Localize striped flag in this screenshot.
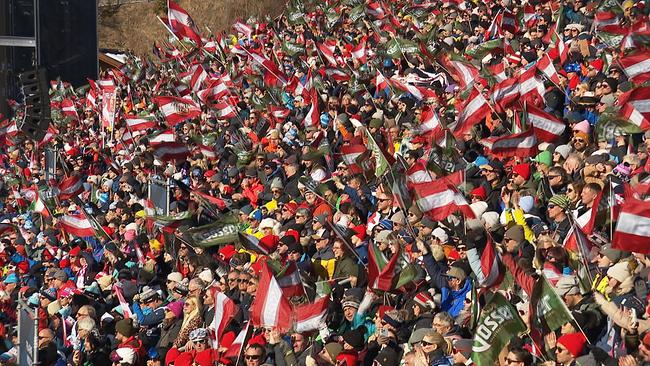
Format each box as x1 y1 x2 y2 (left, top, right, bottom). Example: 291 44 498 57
618 86 650 131
294 296 329 332
153 96 201 126
317 40 338 66
59 214 95 237
451 88 491 138
351 36 367 64
619 50 650 84
518 67 546 105
339 144 367 174
478 236 503 288
490 77 519 113
526 104 566 142
125 114 157 131
249 261 293 332
406 162 433 185
536 53 560 84
233 20 252 38
412 180 475 221
303 91 319 128
417 107 443 140
273 261 304 298
61 99 79 121
442 56 480 90
58 175 84 200
148 128 175 145
152 142 191 162
166 0 202 45
613 186 650 253
213 101 237 119
197 79 228 102
480 129 538 158
210 291 237 348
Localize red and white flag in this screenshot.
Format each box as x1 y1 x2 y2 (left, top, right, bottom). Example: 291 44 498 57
167 0 202 45
367 0 386 19
153 96 201 126
61 99 79 121
153 142 191 162
412 180 475 220
375 70 389 95
148 128 175 145
351 36 367 64
294 296 329 332
197 79 229 103
526 104 565 142
59 214 95 237
58 175 84 200
619 51 650 84
442 57 480 90
210 291 237 348
407 162 433 185
339 144 367 174
481 129 538 158
618 86 650 131
389 77 425 100
223 323 251 359
276 262 304 298
303 92 319 128
451 88 491 138
536 53 560 85
476 236 503 288
233 20 253 38
213 101 237 119
613 187 650 253
249 261 293 332
318 40 338 66
488 62 507 83
268 105 290 121
125 114 157 131
490 77 519 112
518 67 546 105
417 107 443 140
187 63 208 92
113 284 135 319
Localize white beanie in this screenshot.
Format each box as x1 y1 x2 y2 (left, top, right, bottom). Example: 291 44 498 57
470 201 488 218
432 228 448 243
607 261 631 283
482 212 500 230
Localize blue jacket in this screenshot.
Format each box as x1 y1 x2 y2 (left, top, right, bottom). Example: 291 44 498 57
440 277 472 318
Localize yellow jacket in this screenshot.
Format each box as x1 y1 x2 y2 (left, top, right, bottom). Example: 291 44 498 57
503 208 535 243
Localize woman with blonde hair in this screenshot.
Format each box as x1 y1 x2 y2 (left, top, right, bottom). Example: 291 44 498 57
172 296 204 349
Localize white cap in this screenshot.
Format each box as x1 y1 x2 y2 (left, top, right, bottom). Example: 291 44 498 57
115 347 136 365
432 228 448 243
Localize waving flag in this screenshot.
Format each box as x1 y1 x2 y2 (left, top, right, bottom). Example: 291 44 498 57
407 162 433 185
125 114 157 131
318 40 338 66
412 180 474 220
442 56 480 90
233 20 253 38
59 214 95 237
536 53 560 84
451 88 491 138
249 261 293 332
61 99 79 121
368 240 399 291
481 129 537 158
478 236 503 288
518 67 546 105
213 101 237 119
303 91 319 128
490 77 519 112
58 175 84 200
339 144 367 174
526 104 565 142
618 86 650 131
619 50 650 84
210 291 237 348
351 36 368 64
152 142 191 162
417 107 443 140
167 0 202 45
294 296 329 332
613 187 650 253
153 96 201 126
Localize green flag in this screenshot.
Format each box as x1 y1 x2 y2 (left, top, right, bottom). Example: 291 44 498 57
282 40 305 57
465 39 503 60
531 275 574 332
186 215 241 248
471 293 527 366
365 128 389 178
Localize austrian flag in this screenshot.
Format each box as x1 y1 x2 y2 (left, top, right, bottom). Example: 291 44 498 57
59 214 95 238
249 261 292 332
153 96 201 126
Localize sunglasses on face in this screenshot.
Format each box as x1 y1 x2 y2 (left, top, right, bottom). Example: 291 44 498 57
245 355 262 360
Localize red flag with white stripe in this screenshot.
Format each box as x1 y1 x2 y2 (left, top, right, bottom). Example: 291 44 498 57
412 180 475 220
294 296 329 332
198 79 229 103
58 175 84 200
233 20 253 38
153 96 201 126
276 262 304 298
518 67 546 105
268 105 290 122
619 51 650 84
618 86 650 131
488 62 507 83
526 104 566 142
153 142 191 162
536 53 560 85
407 162 433 186
479 236 504 288
249 261 293 332
167 0 202 45
389 77 425 100
442 56 480 90
59 214 95 237
417 106 443 140
188 63 208 92
61 99 79 121
148 128 175 145
490 77 519 113
351 36 367 64
481 129 538 158
613 186 650 253
303 91 319 128
451 88 490 138
210 291 237 348
125 114 157 131
318 40 338 66
213 101 237 119
339 144 367 174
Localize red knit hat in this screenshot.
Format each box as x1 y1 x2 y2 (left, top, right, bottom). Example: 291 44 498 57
259 235 279 253
218 245 238 261
512 163 531 181
470 186 487 200
557 332 587 358
590 59 604 72
283 202 298 215
377 305 394 319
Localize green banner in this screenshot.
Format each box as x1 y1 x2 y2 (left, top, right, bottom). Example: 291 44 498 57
185 214 241 247
282 41 305 57
365 128 389 177
531 275 573 332
472 293 527 366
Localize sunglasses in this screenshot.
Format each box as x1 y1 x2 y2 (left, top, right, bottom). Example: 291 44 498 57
245 355 262 360
547 204 557 209
421 340 434 346
573 138 585 143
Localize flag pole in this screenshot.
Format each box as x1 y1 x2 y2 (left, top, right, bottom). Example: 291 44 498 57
564 209 595 285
